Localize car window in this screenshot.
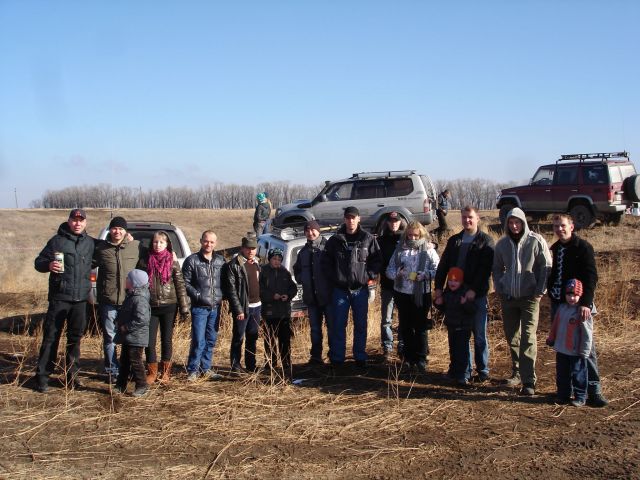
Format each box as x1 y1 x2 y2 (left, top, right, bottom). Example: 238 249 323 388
555 166 578 185
386 178 413 196
583 165 608 185
290 245 303 276
131 230 185 258
619 164 637 178
353 181 385 199
325 182 353 201
531 167 555 185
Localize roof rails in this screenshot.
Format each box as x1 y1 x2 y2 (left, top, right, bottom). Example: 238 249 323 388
559 151 629 163
350 170 416 179
269 224 339 241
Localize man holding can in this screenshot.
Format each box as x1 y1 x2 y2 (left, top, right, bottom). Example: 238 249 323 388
33 209 95 393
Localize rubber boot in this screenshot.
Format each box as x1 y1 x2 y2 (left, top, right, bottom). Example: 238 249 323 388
159 361 172 384
146 362 158 385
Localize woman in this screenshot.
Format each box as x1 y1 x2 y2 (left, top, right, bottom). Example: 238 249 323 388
385 221 439 373
139 231 190 384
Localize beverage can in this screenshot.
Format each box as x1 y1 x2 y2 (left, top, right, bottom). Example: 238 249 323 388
54 252 65 273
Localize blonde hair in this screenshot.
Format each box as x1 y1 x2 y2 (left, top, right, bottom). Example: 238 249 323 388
402 221 427 242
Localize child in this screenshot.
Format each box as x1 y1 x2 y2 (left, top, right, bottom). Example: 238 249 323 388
259 248 298 378
434 267 476 386
114 269 152 397
546 279 592 407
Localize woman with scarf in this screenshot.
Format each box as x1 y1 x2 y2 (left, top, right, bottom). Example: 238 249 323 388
138 231 190 384
385 221 439 374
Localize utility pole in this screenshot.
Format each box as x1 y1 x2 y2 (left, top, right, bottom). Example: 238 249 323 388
14 188 18 208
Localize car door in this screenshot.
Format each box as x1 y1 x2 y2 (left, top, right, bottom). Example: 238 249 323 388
350 180 386 228
312 182 354 225
579 163 609 210
517 166 556 211
552 165 580 210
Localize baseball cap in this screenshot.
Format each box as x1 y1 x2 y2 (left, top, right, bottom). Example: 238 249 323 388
69 208 87 219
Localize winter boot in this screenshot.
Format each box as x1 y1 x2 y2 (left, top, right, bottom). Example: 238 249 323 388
159 361 172 384
146 362 158 385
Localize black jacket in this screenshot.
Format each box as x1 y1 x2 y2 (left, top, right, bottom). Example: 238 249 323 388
434 229 495 297
93 235 141 306
34 222 95 302
182 251 225 308
293 236 332 306
435 286 477 330
221 255 261 319
548 234 598 308
322 225 383 290
259 265 298 318
378 230 403 290
114 285 151 347
253 202 271 226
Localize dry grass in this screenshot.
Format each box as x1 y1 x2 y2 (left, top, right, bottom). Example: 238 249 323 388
0 209 639 479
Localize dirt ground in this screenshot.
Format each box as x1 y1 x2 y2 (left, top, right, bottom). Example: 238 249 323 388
0 209 639 479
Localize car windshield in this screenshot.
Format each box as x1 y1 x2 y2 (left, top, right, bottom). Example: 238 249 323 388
531 167 555 185
131 230 185 258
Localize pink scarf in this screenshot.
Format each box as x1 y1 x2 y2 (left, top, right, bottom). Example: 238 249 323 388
147 249 173 288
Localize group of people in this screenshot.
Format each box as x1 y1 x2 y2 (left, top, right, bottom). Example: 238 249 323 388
32 202 608 408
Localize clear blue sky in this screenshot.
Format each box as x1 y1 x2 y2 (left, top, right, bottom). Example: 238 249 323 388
1 1 639 208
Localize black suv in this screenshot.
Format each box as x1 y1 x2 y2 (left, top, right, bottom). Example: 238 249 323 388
496 152 640 229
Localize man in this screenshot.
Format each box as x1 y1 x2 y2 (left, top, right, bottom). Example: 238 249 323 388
93 216 141 383
434 206 494 382
322 206 382 367
434 189 451 240
221 233 262 373
293 220 333 365
547 213 608 407
493 207 552 395
182 230 225 381
33 209 95 393
377 212 404 359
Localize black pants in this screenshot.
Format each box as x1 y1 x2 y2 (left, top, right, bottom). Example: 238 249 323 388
263 316 292 371
394 292 430 366
117 346 147 390
146 304 177 363
435 209 448 234
36 300 87 382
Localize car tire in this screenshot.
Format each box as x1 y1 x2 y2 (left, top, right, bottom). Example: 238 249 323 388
569 204 595 230
623 174 640 203
499 203 516 228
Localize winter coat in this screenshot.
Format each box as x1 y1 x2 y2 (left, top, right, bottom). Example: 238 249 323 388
293 236 332 306
548 303 593 357
385 240 439 295
378 229 403 290
437 192 450 213
182 251 225 308
259 264 298 319
321 225 383 290
253 202 271 227
137 254 190 314
93 235 141 306
34 222 95 302
222 255 261 319
434 229 495 297
547 234 598 309
114 285 151 347
434 287 477 330
493 207 552 299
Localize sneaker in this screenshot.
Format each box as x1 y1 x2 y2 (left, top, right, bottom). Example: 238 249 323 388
586 394 609 408
204 370 224 381
132 386 149 397
570 398 586 407
187 372 199 382
230 364 245 375
519 383 535 396
476 372 490 382
503 373 522 387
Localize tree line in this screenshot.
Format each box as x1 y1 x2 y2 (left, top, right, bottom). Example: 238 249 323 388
31 178 517 211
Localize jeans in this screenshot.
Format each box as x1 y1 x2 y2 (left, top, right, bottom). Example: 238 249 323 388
146 304 177 363
551 301 602 396
329 287 369 363
230 305 261 371
448 327 471 382
187 306 220 374
99 303 120 376
116 346 147 390
307 304 332 361
36 300 87 382
468 296 489 377
556 352 588 402
394 292 430 366
501 295 540 386
380 287 395 353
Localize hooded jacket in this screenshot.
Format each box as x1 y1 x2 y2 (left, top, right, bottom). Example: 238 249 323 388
114 284 151 347
93 234 141 306
293 236 332 306
34 222 95 302
492 207 552 298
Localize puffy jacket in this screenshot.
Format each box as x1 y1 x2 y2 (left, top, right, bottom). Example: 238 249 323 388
293 236 332 306
378 229 403 290
138 254 190 314
93 235 141 306
182 251 225 308
434 229 495 297
114 285 151 347
222 255 261 319
253 202 271 227
434 287 477 330
34 222 95 302
321 225 383 290
259 264 298 318
493 207 552 298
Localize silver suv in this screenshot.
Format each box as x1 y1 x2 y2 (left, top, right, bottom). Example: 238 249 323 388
272 170 437 232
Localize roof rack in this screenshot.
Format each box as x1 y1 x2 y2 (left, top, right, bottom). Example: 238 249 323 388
558 151 629 162
269 224 340 241
350 170 416 179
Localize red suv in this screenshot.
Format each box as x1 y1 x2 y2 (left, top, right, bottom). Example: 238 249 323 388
496 151 640 229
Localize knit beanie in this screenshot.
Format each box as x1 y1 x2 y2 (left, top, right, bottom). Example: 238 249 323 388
127 269 149 289
447 267 464 283
565 278 583 296
109 216 128 230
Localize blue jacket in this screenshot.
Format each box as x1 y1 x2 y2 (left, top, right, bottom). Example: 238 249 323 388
114 285 151 347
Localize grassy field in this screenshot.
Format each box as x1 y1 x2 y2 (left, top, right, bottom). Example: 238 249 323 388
0 208 639 479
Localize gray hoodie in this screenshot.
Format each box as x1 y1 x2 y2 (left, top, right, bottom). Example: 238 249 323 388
492 207 552 298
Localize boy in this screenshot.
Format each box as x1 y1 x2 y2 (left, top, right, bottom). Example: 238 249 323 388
114 269 152 397
546 279 592 407
259 248 298 378
434 267 477 385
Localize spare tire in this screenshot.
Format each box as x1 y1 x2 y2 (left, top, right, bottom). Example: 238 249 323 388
623 174 640 203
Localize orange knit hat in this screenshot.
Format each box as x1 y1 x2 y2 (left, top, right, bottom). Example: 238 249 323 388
447 267 464 283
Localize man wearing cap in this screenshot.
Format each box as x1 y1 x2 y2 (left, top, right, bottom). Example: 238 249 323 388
33 209 95 392
377 212 404 359
221 233 262 373
93 216 142 383
293 220 333 365
322 206 383 367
